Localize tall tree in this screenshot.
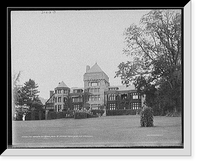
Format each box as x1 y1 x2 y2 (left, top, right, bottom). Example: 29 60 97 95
115 10 182 114
21 79 40 110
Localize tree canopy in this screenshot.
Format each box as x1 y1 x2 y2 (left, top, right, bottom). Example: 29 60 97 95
14 78 42 112
115 10 182 115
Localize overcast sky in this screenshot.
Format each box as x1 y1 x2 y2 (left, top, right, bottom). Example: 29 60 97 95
11 9 150 99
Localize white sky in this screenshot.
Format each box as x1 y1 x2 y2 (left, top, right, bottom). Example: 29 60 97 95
11 9 150 99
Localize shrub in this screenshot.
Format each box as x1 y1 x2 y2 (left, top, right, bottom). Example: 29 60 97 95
47 111 57 120
140 107 154 127
74 112 87 119
56 112 67 119
91 110 104 116
65 110 74 118
25 112 31 120
87 113 98 118
106 109 136 116
31 111 36 120
15 112 23 121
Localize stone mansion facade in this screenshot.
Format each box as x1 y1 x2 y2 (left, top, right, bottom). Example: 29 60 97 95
45 63 142 113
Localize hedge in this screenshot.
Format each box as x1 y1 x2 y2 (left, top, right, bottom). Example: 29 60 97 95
15 113 23 121
65 110 74 118
74 112 87 119
106 109 136 116
23 110 43 120
91 110 104 116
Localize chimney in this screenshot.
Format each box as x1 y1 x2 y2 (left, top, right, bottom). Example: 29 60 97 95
50 90 54 97
86 65 90 72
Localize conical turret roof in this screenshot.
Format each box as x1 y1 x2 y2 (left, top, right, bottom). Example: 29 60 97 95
55 81 69 89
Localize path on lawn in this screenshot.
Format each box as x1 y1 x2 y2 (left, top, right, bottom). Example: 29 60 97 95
13 115 182 147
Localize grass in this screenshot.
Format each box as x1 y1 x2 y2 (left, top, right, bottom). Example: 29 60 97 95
12 115 182 148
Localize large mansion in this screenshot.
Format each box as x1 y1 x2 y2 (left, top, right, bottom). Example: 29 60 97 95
45 63 142 113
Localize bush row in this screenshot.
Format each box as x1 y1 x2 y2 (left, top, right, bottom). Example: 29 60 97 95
15 110 45 121
74 112 99 119
74 112 88 119
91 110 104 116
106 109 137 116
47 111 68 120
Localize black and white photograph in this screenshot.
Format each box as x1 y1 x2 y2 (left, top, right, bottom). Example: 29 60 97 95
5 5 192 156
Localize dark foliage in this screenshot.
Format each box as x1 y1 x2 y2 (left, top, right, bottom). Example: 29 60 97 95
140 107 154 127
74 112 88 119
91 110 104 116
106 109 136 116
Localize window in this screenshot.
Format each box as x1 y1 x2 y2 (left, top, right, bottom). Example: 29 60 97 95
132 93 138 99
131 103 141 109
58 97 61 102
73 97 83 102
63 97 67 102
95 88 100 92
91 82 98 86
58 105 62 111
89 95 100 101
121 94 128 100
74 104 79 110
109 94 116 101
64 90 68 94
57 90 62 94
109 104 116 110
89 88 100 93
55 97 57 103
89 82 100 87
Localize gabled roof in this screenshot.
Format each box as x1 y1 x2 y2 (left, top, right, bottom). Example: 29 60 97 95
87 63 103 73
117 85 136 91
56 81 69 88
45 93 55 104
108 85 136 91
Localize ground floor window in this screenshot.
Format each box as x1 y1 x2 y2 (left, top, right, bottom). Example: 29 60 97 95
131 102 141 109
58 105 62 111
74 104 80 110
109 103 116 110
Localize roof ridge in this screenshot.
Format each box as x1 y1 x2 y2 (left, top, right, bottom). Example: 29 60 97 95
87 63 103 73
56 81 69 88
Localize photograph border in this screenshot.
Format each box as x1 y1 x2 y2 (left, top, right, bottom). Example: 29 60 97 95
1 1 192 156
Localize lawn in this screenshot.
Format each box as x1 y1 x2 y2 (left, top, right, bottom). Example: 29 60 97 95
12 115 183 148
